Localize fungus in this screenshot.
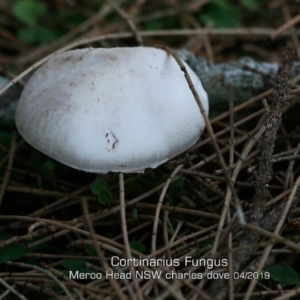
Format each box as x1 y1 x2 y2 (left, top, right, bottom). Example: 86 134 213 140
15 47 209 272
15 47 209 173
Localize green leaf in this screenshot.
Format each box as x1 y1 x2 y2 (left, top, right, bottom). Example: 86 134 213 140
61 259 93 273
265 265 299 285
29 151 52 171
18 26 62 44
145 19 163 31
241 0 260 10
85 245 96 257
13 0 47 25
90 179 112 206
130 241 146 253
200 0 240 28
90 179 107 196
169 177 185 190
0 233 26 264
41 160 55 175
125 181 143 195
98 190 112 206
61 259 84 271
132 208 138 220
58 10 87 26
139 172 161 189
200 238 214 248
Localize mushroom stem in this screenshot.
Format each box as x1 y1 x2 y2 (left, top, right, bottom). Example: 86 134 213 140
119 173 129 256
119 172 142 299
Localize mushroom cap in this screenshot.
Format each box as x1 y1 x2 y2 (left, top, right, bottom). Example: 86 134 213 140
15 47 209 173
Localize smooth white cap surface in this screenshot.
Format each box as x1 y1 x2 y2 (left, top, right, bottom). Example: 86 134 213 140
15 47 209 173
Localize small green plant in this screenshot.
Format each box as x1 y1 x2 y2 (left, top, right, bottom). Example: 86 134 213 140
12 0 61 43
61 259 95 274
265 264 299 286
200 238 214 248
90 178 112 206
29 152 57 175
200 0 240 28
241 0 260 10
199 0 263 28
13 0 46 25
41 160 55 175
130 241 147 253
0 233 26 264
131 208 138 220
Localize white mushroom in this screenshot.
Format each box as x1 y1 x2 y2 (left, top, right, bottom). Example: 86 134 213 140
15 47 209 173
